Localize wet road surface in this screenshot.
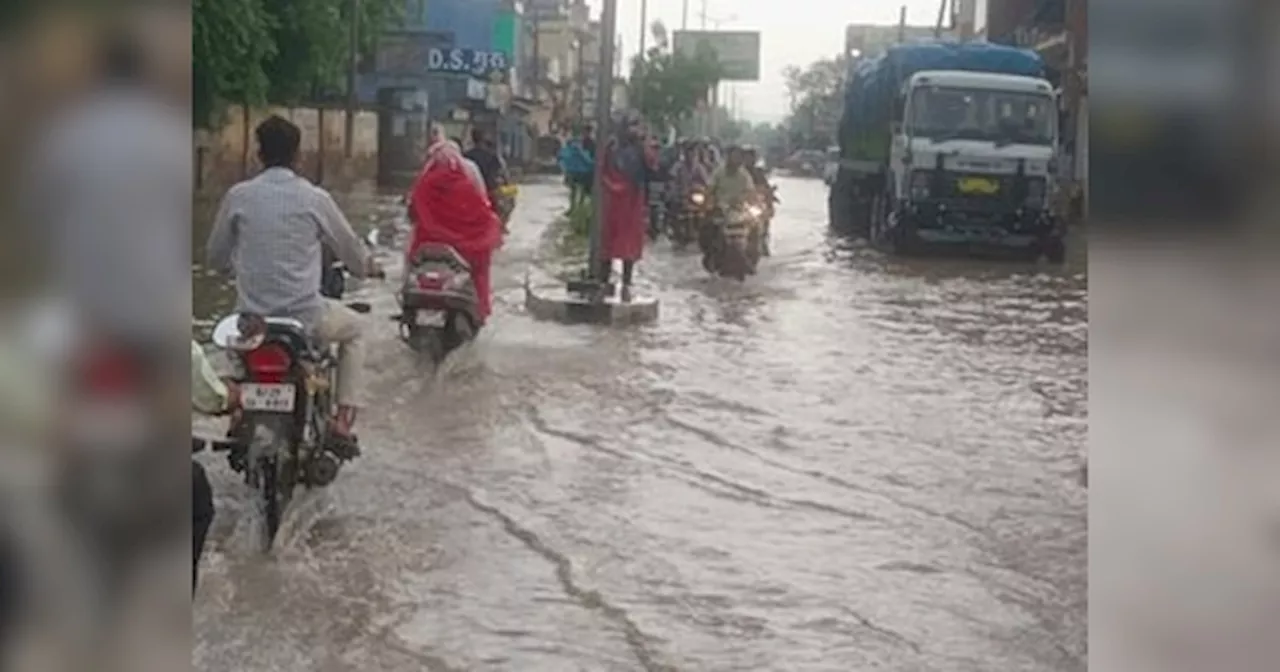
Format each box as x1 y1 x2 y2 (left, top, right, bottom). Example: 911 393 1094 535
193 176 1087 671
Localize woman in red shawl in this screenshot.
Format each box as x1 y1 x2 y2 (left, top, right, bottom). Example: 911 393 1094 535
598 111 658 300
406 129 504 323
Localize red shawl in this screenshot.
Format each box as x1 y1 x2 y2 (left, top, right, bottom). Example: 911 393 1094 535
407 163 502 259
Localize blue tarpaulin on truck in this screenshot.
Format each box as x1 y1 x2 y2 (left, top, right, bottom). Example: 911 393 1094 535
840 41 1046 162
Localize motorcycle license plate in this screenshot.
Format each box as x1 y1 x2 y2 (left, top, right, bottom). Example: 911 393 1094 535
416 310 446 327
240 383 296 412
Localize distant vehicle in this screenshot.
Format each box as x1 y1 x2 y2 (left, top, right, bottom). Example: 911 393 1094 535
785 150 825 177
822 146 839 185
828 41 1065 262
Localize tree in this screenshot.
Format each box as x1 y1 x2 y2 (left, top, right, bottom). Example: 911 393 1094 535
193 0 276 127
782 55 847 148
629 20 723 135
193 0 402 127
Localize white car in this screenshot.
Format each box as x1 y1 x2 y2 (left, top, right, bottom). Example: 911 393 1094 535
822 147 839 185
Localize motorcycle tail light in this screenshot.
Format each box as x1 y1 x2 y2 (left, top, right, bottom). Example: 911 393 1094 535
243 344 291 383
416 272 445 290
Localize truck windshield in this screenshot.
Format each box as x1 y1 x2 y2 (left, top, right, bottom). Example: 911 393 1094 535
908 86 1055 146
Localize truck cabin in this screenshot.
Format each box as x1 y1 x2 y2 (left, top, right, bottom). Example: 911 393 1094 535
898 71 1057 148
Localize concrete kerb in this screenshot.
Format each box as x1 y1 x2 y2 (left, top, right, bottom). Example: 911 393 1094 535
523 273 659 326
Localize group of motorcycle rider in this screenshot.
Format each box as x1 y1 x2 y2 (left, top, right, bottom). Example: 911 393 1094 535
663 137 778 267
195 115 779 588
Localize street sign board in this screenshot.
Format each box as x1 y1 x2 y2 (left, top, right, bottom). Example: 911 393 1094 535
526 0 565 20
672 30 761 81
425 47 510 79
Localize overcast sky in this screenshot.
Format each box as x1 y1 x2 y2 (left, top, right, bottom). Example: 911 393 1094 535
605 0 988 123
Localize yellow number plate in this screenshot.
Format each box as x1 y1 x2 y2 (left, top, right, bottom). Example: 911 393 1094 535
957 177 999 195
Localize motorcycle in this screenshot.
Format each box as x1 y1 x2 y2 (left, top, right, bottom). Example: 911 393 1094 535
701 202 765 281
669 187 708 248
207 266 372 550
397 243 480 363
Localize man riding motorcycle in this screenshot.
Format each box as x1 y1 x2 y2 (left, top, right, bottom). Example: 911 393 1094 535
703 146 761 270
669 140 712 204
206 115 383 445
667 140 712 243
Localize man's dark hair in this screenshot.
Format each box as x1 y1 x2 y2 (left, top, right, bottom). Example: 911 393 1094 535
256 115 302 168
471 128 487 145
97 28 144 82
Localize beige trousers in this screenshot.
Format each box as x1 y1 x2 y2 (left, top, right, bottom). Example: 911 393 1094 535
312 298 366 408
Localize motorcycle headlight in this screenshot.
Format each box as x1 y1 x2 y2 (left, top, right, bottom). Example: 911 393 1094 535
747 205 763 218
909 171 931 200
1024 178 1046 209
690 192 705 205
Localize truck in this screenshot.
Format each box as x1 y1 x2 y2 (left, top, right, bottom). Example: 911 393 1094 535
827 41 1065 262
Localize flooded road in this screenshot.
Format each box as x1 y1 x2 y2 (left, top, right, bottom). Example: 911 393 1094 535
193 176 1086 671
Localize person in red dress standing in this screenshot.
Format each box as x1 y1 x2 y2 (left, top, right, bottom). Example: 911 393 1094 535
597 111 658 301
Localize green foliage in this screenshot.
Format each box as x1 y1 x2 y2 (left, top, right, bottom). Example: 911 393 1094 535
193 0 402 127
782 55 848 148
193 0 276 127
629 21 723 134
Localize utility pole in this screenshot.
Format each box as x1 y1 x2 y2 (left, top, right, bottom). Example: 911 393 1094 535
957 0 976 40
532 13 541 103
345 0 360 157
639 0 647 57
898 6 907 43
584 0 617 289
681 0 689 29
636 0 647 110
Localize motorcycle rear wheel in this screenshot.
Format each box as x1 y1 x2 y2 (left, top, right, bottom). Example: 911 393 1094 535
256 456 289 551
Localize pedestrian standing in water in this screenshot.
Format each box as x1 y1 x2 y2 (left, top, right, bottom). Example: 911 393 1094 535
597 111 658 302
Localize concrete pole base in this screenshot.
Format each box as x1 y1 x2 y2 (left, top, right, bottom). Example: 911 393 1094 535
524 282 659 325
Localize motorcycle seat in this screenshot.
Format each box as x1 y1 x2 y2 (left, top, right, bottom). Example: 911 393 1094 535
410 243 471 272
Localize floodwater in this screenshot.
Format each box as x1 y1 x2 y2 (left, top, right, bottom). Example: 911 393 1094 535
193 176 1087 671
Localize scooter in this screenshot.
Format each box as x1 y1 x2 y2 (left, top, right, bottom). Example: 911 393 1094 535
397 243 480 363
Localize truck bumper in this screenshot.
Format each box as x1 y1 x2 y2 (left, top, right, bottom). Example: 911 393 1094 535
896 205 1061 255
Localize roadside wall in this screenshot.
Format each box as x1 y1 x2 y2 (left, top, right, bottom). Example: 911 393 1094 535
194 105 379 195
